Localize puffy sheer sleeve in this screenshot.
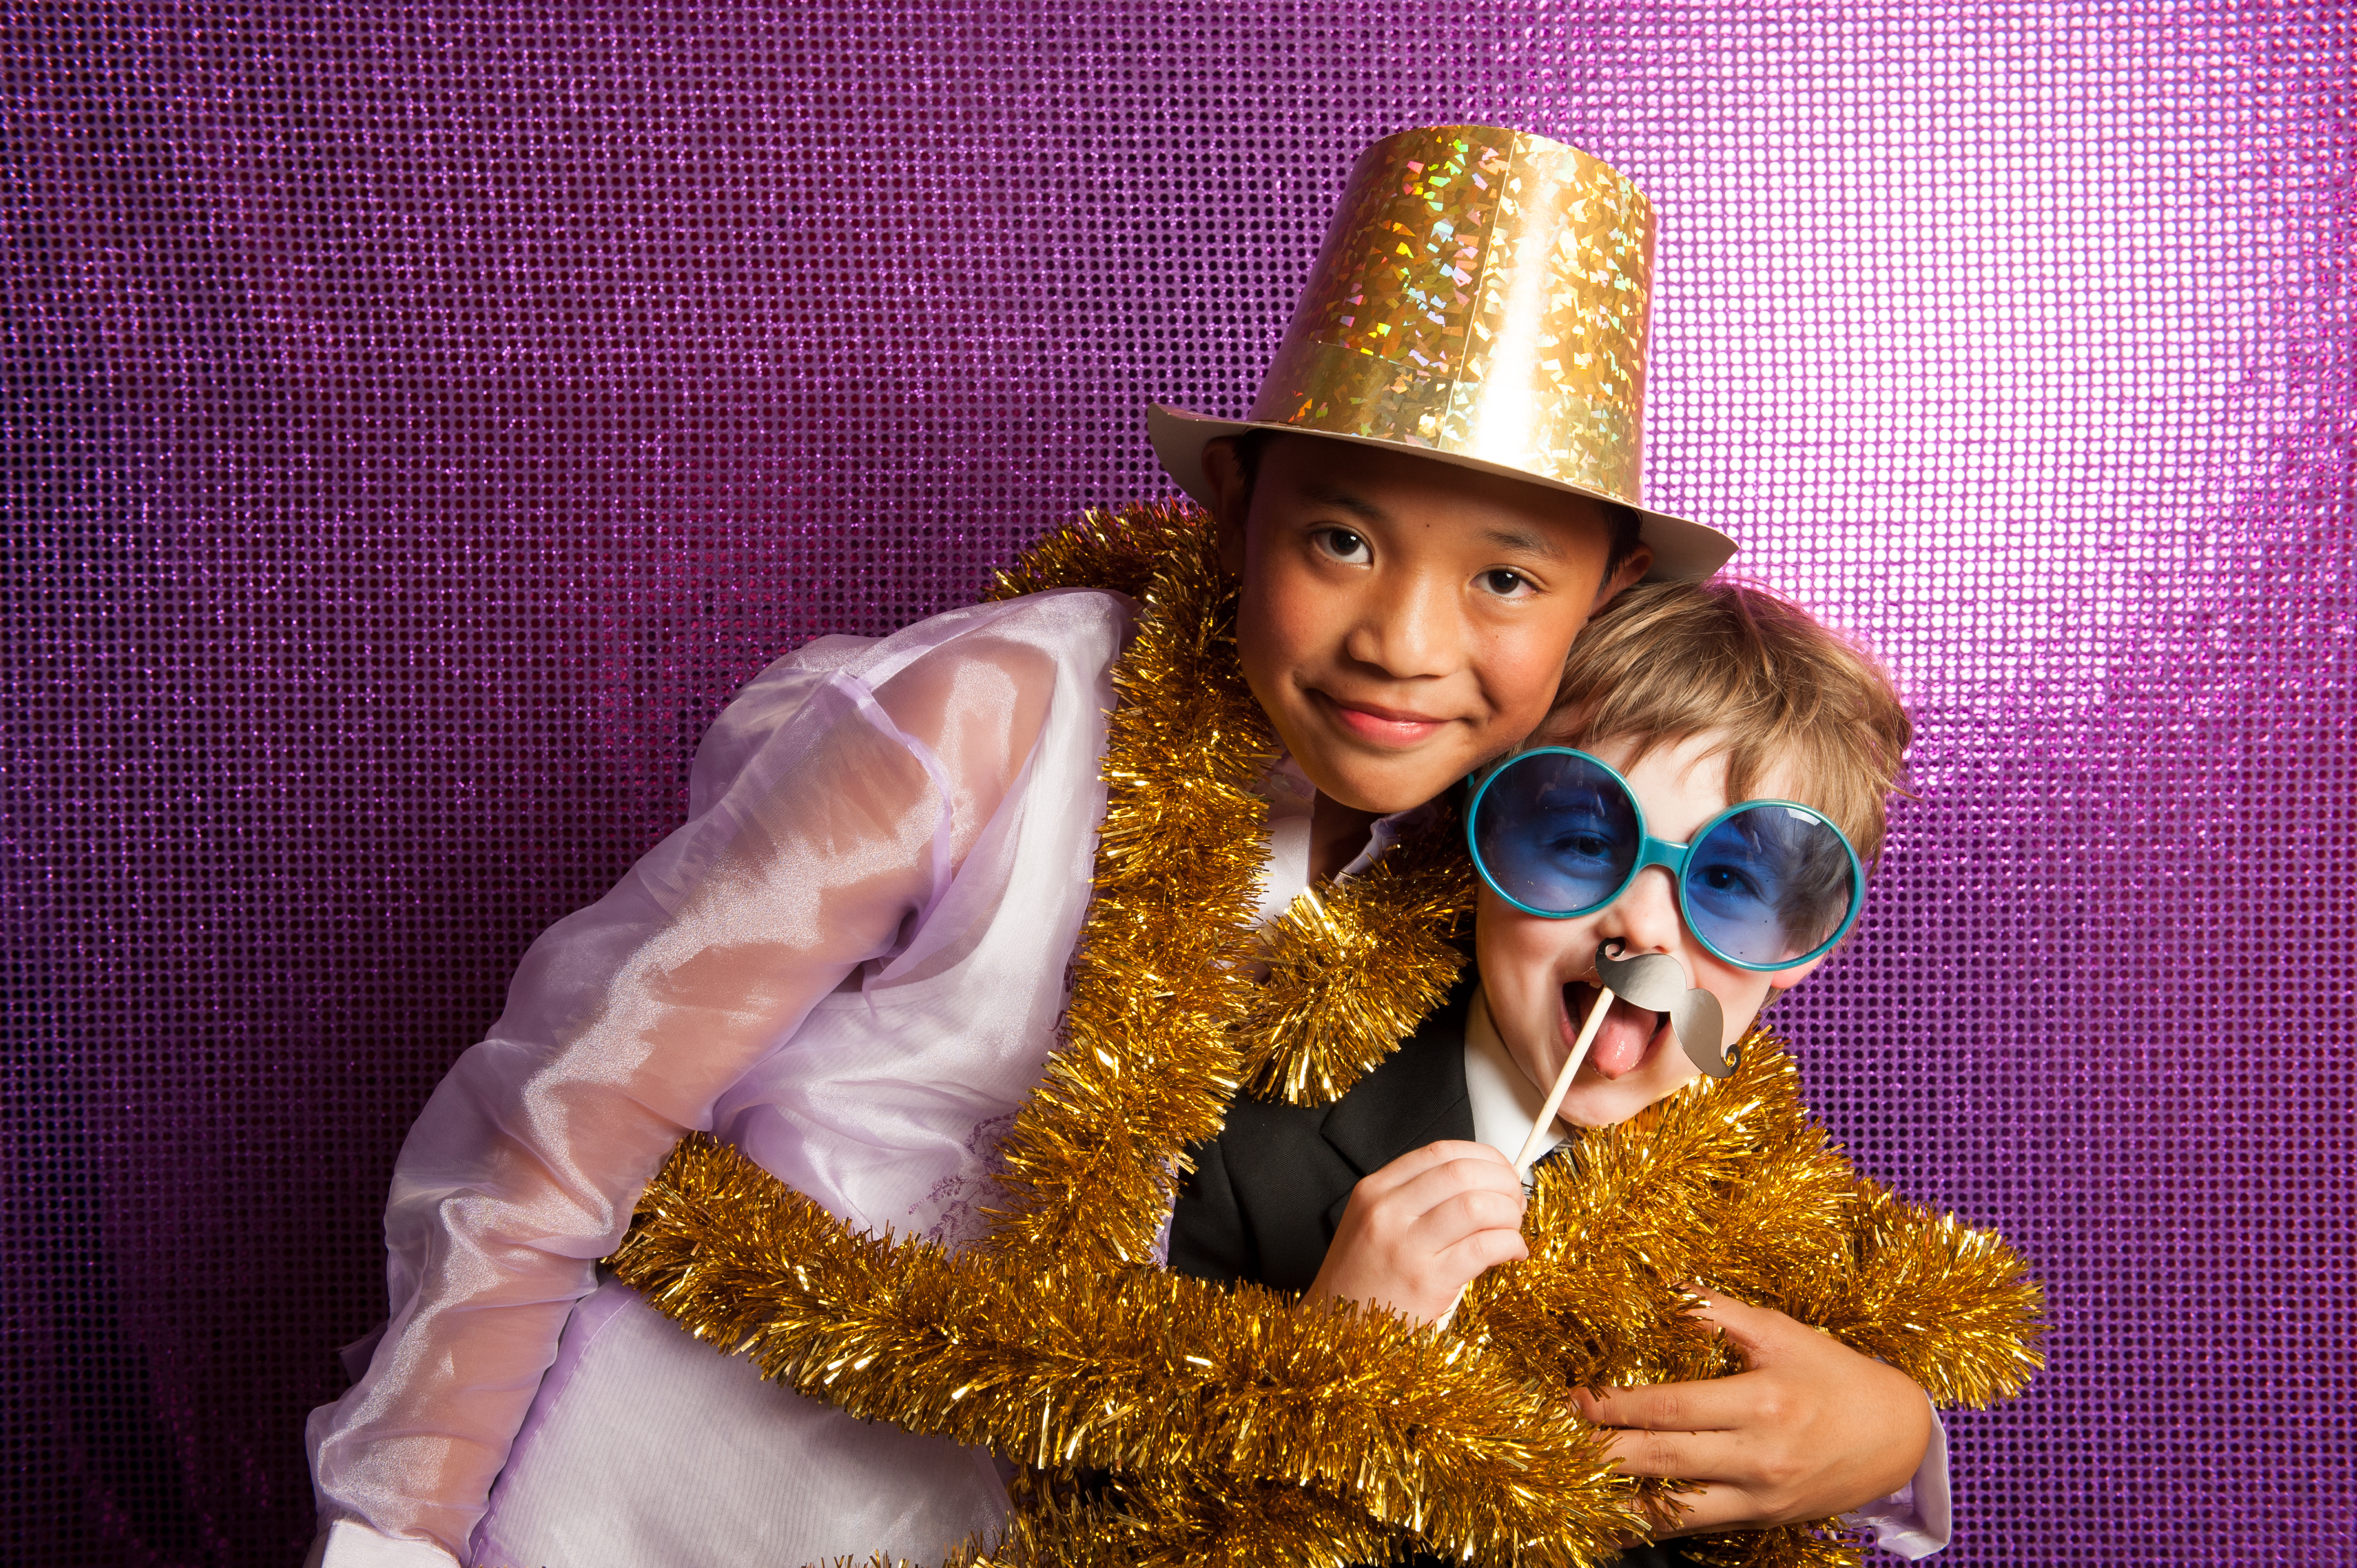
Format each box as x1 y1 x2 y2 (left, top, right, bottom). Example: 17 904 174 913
306 592 1127 1560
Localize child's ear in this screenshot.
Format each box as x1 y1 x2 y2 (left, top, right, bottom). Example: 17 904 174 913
1201 437 1252 578
1764 950 1832 994
1589 544 1653 610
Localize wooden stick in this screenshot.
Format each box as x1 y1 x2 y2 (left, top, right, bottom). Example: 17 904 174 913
1434 984 1619 1333
1512 984 1615 1178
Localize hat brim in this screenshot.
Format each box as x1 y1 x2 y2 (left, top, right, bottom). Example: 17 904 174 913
1147 404 1736 584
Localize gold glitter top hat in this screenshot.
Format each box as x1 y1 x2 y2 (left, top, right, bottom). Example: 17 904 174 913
1152 125 1733 581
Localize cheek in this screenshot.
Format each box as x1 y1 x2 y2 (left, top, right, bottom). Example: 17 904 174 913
1695 963 1780 1045
1473 612 1589 727
1233 544 1319 687
1475 895 1589 1009
1473 893 1532 986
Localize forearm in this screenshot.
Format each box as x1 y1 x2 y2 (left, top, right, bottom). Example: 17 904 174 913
310 672 966 1552
311 912 897 1550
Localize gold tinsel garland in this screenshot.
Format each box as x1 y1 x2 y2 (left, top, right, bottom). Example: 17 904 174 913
610 503 2044 1567
1453 1034 2044 1568
613 1035 2042 1568
969 503 1274 1268
1232 819 1476 1106
619 1133 1634 1564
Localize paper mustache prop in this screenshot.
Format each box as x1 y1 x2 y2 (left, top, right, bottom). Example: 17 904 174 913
1596 942 1735 1079
1511 942 1736 1178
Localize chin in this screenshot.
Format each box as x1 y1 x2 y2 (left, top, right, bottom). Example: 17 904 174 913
1284 758 1396 815
1325 777 1431 817
1324 749 1479 816
1576 1058 1708 1127
1557 1085 1663 1129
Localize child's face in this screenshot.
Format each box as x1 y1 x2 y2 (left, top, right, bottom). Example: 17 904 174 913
1207 435 1648 816
1474 729 1833 1128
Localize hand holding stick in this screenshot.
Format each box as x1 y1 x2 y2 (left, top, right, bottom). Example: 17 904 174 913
1433 977 1615 1332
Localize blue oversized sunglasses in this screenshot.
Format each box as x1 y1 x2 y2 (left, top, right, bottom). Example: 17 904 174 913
1464 747 1867 972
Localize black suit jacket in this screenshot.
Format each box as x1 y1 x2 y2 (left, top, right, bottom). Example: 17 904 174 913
1166 977 1694 1568
1168 982 1476 1291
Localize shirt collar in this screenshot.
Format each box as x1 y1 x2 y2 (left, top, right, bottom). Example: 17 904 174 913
1462 983 1571 1165
1251 752 1435 926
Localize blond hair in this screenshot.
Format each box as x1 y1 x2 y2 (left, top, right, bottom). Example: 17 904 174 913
1542 581 1913 862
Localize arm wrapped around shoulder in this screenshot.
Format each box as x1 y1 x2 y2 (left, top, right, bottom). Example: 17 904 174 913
1454 1032 2045 1568
611 1032 2044 1568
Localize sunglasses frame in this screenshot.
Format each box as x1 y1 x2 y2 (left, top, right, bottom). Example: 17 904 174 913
1464 746 1868 972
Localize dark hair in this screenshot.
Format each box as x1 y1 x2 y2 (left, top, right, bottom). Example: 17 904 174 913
1227 429 1645 581
1593 500 1644 585
1228 427 1283 484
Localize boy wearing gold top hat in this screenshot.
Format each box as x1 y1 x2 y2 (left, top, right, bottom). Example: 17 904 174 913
306 126 1942 1568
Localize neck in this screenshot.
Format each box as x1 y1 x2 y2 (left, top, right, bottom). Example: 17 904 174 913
1308 791 1383 884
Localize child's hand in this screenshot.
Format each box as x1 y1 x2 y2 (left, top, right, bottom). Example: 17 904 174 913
1572 1287 1934 1536
1303 1141 1529 1324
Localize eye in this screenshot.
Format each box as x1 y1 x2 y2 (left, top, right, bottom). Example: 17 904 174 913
1312 527 1372 565
1552 830 1617 862
1540 810 1620 865
1478 567 1536 599
1694 862 1769 904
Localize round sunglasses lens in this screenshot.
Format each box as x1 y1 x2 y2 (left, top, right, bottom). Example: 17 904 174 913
1473 753 1640 915
1682 805 1858 966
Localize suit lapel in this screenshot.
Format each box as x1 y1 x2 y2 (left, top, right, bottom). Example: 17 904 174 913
1319 982 1476 1198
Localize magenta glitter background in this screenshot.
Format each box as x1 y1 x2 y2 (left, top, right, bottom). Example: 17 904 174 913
4 4 2351 1564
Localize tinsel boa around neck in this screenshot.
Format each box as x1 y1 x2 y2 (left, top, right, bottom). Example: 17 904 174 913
608 503 2044 1568
985 499 1483 1122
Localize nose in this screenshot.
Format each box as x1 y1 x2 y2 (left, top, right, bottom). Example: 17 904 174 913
1340 562 1457 680
1595 866 1682 960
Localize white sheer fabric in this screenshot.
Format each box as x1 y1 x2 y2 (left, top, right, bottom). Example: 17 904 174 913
308 589 1136 1566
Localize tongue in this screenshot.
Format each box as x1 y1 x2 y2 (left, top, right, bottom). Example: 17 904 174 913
1581 990 1661 1079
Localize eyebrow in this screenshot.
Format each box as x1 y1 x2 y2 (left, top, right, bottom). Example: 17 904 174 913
1299 481 1391 524
1481 525 1564 559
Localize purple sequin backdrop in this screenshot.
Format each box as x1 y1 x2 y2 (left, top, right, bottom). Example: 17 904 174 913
5 3 2351 1563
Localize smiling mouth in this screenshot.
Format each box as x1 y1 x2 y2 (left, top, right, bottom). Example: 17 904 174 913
1314 691 1452 746
1563 979 1667 1080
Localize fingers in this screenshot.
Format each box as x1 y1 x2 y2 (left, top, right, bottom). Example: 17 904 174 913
1623 1482 1770 1540
1350 1139 1523 1201
1344 1143 1526 1249
1433 1223 1530 1279
1591 1420 1753 1482
1614 1478 1839 1541
1568 1288 1813 1440
1396 1168 1527 1234
1341 1163 1525 1247
1575 1314 1936 1525
1308 1142 1531 1323
1572 1372 1762 1437
1674 1284 1798 1360
1599 1419 1877 1532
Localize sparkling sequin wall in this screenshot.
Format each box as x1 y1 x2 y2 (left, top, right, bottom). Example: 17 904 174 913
3 5 2349 1565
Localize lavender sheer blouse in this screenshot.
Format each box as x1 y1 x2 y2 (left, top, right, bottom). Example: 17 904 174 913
309 587 1136 1566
